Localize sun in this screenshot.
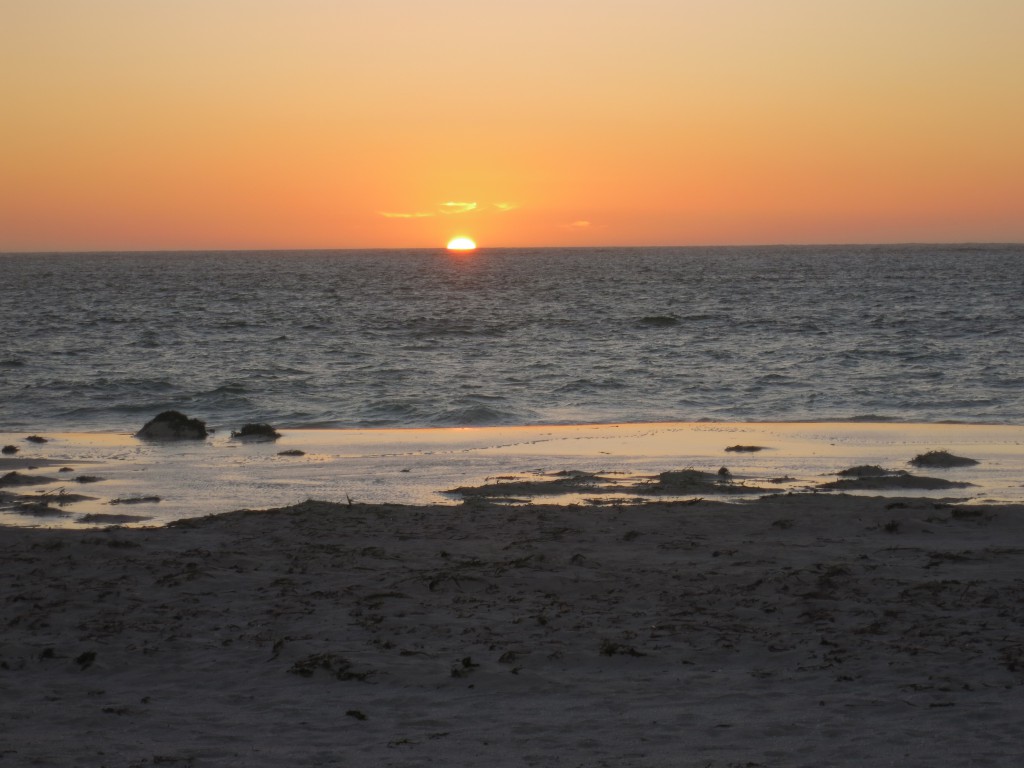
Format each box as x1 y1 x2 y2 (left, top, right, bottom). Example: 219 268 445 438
446 236 477 251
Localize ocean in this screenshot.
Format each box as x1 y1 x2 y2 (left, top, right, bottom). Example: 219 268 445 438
2 244 1022 433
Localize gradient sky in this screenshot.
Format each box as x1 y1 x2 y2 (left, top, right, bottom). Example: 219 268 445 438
3 0 1023 250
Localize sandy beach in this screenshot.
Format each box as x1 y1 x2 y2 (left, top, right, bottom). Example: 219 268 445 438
3 488 1024 766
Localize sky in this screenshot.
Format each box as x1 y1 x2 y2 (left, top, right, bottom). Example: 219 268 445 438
2 0 1023 251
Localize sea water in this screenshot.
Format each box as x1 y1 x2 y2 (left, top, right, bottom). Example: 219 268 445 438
2 244 1023 432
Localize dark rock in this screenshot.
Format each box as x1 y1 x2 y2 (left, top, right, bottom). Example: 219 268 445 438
231 423 281 441
2 445 18 455
136 411 208 440
25 435 48 444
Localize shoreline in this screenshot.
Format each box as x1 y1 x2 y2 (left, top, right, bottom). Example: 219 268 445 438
3 494 1023 765
2 420 1023 528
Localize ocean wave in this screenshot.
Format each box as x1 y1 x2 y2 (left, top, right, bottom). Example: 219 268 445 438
404 316 515 339
835 414 902 423
427 403 535 427
636 315 679 328
555 378 628 395
206 383 250 395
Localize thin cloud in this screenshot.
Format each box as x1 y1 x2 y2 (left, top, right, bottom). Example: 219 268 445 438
567 220 592 228
381 201 509 219
439 201 478 215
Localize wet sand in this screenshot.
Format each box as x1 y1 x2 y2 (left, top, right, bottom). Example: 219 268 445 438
3 421 1023 527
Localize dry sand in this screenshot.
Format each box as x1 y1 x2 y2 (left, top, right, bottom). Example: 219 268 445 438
3 494 1024 766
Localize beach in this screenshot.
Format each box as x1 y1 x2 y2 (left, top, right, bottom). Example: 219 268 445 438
3 422 1024 766
3 493 1024 766
7 0 1024 762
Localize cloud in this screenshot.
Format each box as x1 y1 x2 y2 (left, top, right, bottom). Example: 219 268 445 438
439 201 478 215
380 201 509 219
568 220 591 228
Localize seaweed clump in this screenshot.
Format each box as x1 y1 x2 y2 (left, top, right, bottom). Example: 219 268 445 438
1 471 57 487
447 471 608 499
231 423 281 441
836 465 892 477
632 469 778 495
820 465 973 491
910 450 979 468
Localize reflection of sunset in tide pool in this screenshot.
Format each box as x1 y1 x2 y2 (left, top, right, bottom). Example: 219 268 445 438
447 237 477 251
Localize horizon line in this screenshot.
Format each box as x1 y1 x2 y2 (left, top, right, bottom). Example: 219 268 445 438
3 240 1023 256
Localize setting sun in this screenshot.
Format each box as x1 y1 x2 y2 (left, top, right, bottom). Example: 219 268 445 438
446 237 477 251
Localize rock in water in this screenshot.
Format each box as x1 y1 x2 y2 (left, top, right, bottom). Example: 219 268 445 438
135 411 208 440
231 423 281 440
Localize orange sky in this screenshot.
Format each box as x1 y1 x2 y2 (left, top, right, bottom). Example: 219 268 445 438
2 0 1023 251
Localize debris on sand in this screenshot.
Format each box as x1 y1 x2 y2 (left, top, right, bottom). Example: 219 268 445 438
629 469 780 495
447 472 611 499
836 465 892 477
25 435 48 444
0 471 57 488
36 489 94 505
109 495 162 505
449 467 783 500
14 501 67 517
78 513 153 524
2 445 19 455
231 423 281 441
277 449 305 456
136 411 208 440
820 467 973 491
910 450 980 468
725 445 766 452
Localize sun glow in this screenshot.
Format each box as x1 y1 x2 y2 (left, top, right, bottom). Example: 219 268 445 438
446 237 477 251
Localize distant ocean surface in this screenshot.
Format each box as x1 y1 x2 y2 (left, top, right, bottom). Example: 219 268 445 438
2 244 1022 433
